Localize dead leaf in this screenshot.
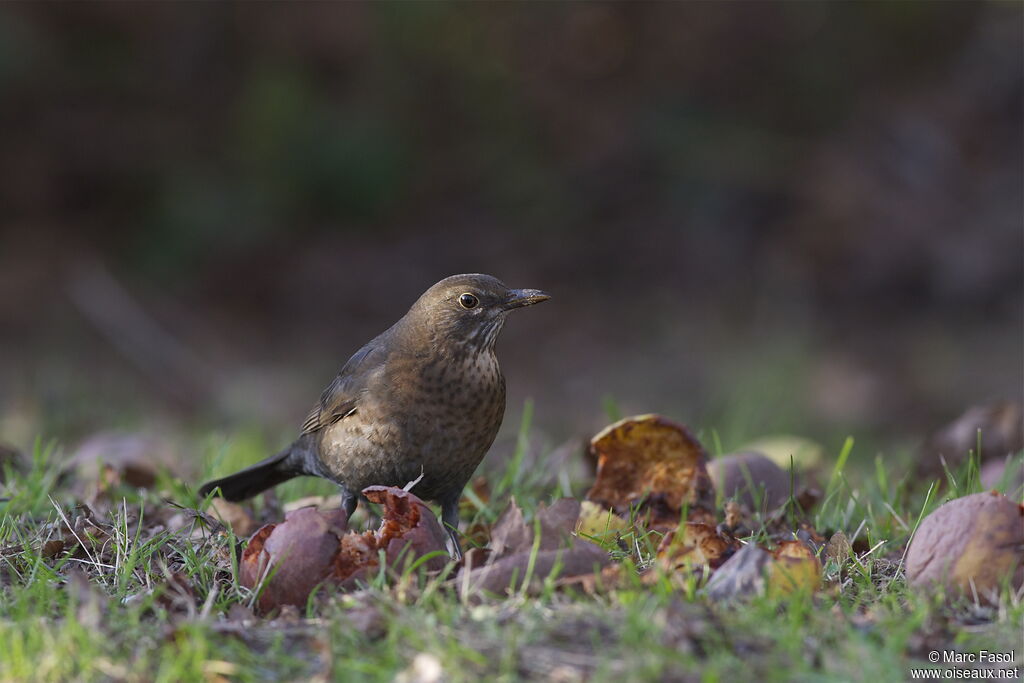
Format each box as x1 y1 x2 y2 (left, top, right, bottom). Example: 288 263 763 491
240 507 351 613
488 498 584 559
40 539 66 559
719 500 752 536
657 522 738 575
240 487 450 613
575 501 629 540
585 415 716 528
702 543 772 601
702 538 821 601
64 432 182 492
766 539 821 596
708 451 793 511
905 491 1024 603
456 542 610 598
738 435 825 473
362 486 450 575
488 498 532 558
206 498 255 537
535 498 582 549
824 531 852 567
979 455 1024 496
555 563 628 595
918 401 1024 480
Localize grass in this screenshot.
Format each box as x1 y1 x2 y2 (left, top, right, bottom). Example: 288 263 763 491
0 410 1022 682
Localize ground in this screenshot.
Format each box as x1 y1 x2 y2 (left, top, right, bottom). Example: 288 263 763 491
0 408 1021 683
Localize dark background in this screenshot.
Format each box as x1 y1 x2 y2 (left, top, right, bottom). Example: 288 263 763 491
1 2 1021 465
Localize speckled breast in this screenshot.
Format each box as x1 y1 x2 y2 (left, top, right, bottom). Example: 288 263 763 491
317 349 506 503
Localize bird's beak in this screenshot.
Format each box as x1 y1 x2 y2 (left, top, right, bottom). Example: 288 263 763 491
503 288 551 310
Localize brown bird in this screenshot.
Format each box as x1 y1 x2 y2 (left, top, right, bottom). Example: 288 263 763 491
199 273 549 557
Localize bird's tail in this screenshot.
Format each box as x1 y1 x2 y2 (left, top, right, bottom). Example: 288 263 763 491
198 438 321 502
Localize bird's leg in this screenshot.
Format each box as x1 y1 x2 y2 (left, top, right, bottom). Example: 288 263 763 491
340 487 358 520
441 498 463 560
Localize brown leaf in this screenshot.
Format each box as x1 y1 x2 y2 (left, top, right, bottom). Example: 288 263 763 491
239 487 450 613
64 432 182 492
767 539 821 596
535 498 582 551
708 451 793 511
206 498 256 537
585 415 716 528
456 542 610 598
554 563 628 595
575 501 629 540
240 507 351 613
40 539 66 559
979 455 1024 495
905 491 1024 603
489 498 586 560
362 486 450 574
657 522 738 575
824 531 852 566
702 543 772 601
703 538 822 600
738 435 825 474
918 401 1024 479
488 498 532 558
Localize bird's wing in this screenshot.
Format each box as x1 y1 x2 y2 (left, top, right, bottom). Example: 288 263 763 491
300 342 380 435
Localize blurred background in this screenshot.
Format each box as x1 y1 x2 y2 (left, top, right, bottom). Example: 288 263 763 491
1 2 1021 475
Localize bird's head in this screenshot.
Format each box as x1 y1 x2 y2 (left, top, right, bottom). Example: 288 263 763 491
409 273 550 351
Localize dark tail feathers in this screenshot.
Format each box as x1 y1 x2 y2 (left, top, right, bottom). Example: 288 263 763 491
198 440 319 502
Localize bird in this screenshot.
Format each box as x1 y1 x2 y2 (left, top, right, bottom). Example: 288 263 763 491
198 273 550 558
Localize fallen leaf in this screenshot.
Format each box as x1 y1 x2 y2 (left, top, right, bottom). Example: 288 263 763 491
979 455 1024 497
488 498 532 558
240 507 351 613
362 486 451 574
240 487 450 613
575 501 629 540
657 522 738 575
702 543 772 601
585 415 716 528
456 542 610 598
918 401 1024 480
905 491 1024 603
206 498 256 537
40 539 65 559
535 498 582 549
708 451 793 511
719 500 748 534
702 539 821 601
489 498 584 559
766 539 821 596
738 435 825 473
554 563 628 595
824 531 852 567
64 432 182 492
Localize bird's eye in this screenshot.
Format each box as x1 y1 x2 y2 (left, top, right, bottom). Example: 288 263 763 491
458 293 479 309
